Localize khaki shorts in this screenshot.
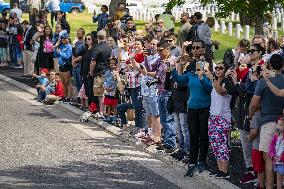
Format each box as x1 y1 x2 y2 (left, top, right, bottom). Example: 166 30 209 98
259 122 276 153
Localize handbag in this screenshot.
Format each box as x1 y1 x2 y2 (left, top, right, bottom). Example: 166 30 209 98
127 109 135 121
93 75 104 97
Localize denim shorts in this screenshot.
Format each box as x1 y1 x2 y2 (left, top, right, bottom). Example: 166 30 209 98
275 164 284 176
143 96 159 117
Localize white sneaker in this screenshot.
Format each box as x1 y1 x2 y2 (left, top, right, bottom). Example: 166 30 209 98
14 65 23 69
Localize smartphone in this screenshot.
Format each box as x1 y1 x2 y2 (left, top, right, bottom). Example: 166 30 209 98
270 70 276 77
196 61 204 72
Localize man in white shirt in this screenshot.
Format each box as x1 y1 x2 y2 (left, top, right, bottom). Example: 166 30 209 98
10 3 22 22
46 0 60 27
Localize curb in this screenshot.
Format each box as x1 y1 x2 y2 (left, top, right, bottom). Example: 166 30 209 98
0 74 240 189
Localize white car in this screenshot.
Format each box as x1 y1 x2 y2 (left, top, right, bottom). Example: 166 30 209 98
126 1 143 10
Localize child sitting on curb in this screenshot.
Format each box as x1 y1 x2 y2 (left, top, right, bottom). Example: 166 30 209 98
39 71 56 102
32 68 49 102
43 73 64 105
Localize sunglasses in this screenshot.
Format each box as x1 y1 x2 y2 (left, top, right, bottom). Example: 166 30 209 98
215 66 224 71
192 46 201 50
85 37 92 41
166 39 173 42
248 49 259 54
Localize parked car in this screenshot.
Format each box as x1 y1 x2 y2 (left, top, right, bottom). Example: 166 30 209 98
0 0 10 13
59 0 85 13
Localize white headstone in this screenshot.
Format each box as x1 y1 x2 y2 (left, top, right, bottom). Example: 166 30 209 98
221 21 226 34
273 17 278 30
236 24 242 39
244 25 250 40
228 22 233 36
274 30 279 41
214 20 220 32
282 18 284 31
231 12 235 22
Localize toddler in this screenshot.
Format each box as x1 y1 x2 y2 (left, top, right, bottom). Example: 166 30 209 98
269 117 284 189
32 69 49 102
103 58 118 123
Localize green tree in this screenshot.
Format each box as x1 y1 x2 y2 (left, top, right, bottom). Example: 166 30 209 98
167 0 284 34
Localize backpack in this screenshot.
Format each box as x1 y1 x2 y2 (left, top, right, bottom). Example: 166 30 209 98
223 49 235 68
187 23 200 42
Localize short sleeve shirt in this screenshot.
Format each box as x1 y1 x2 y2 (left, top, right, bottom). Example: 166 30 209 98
92 42 112 73
254 75 284 125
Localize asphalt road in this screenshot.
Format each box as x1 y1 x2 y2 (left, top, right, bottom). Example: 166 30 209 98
0 80 209 189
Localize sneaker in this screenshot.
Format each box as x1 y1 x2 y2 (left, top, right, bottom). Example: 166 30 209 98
181 154 190 164
239 171 257 184
0 63 8 67
196 162 207 173
156 144 166 151
171 150 186 161
103 117 111 122
14 65 23 69
209 170 220 177
80 111 92 123
165 147 176 154
214 171 230 179
184 164 196 177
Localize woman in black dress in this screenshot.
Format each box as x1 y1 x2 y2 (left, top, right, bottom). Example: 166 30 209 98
34 25 54 74
80 33 97 106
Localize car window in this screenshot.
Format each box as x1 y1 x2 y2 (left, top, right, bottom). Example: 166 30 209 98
64 0 71 3
73 0 81 3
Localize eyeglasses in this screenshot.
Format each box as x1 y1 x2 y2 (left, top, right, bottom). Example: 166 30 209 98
215 66 224 71
85 38 92 41
192 46 201 50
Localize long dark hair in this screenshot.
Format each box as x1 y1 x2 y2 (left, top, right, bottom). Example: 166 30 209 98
44 25 53 39
85 33 97 50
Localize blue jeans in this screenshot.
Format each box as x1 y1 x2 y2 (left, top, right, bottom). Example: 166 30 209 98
117 102 133 125
173 112 189 153
72 64 82 93
158 91 176 148
129 87 144 128
9 43 21 67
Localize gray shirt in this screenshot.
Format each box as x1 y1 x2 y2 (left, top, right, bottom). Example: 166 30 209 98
251 111 261 150
170 46 182 57
176 22 191 47
197 23 212 45
254 74 284 125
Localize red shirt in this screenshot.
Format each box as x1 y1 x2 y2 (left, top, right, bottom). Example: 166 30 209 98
236 67 249 82
53 81 64 97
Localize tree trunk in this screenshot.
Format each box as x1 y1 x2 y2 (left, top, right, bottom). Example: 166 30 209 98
10 0 19 7
109 0 126 19
254 14 264 35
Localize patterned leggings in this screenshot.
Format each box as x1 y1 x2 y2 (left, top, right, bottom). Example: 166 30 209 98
208 115 231 161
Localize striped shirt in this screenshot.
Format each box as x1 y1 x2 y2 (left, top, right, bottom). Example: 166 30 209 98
127 69 140 89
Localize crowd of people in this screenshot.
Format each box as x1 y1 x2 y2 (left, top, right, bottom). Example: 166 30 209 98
2 2 284 188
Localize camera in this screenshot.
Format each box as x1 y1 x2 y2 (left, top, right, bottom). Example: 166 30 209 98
146 76 160 87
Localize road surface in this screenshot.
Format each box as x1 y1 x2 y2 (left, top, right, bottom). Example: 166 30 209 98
0 80 209 189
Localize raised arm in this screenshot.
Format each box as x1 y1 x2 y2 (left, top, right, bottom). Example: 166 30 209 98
265 79 284 97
